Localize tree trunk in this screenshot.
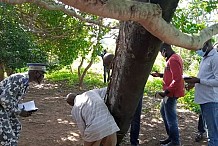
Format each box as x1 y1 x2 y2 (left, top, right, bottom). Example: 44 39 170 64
0 62 5 81
5 67 14 76
107 0 179 144
78 59 93 90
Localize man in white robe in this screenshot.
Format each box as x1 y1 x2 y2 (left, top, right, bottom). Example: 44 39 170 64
66 87 119 146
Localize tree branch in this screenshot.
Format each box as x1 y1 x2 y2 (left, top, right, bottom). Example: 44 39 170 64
59 0 218 50
1 0 117 29
1 0 218 50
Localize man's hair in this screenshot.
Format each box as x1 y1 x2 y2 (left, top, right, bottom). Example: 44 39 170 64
66 93 77 106
160 43 171 52
205 39 213 46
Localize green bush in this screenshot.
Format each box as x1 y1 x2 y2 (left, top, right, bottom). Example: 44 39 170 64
47 68 200 113
145 78 162 96
46 69 106 89
178 89 200 113
145 78 200 113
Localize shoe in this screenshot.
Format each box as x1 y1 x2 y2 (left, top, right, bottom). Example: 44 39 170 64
195 132 204 142
162 142 180 146
159 138 171 145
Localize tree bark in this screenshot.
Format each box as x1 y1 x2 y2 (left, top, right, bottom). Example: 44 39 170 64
108 0 179 144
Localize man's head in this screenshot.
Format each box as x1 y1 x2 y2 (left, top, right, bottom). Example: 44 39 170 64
197 39 214 57
66 93 77 106
160 43 174 58
27 63 46 84
202 39 213 53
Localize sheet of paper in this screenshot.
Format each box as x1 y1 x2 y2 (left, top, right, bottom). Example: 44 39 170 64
18 100 38 112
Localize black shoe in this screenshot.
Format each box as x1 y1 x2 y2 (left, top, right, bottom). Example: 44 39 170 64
195 132 204 142
159 138 171 145
162 142 180 146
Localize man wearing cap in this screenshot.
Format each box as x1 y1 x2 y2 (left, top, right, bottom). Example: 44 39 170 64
0 63 46 146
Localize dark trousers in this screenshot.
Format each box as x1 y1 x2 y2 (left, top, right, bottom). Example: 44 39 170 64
130 96 143 145
198 113 206 133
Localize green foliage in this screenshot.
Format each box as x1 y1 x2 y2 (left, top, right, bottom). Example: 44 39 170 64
145 78 162 96
151 64 161 72
0 3 47 71
46 70 74 82
173 0 218 34
179 49 201 75
16 3 111 71
46 69 107 89
82 71 107 89
178 89 200 113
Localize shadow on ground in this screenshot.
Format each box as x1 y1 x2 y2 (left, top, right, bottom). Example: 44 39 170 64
18 81 207 146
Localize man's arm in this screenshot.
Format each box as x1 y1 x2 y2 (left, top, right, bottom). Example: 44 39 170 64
72 106 86 136
150 71 163 78
185 54 218 87
0 76 25 114
200 55 218 86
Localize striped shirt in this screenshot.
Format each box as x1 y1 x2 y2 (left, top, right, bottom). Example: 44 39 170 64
71 87 120 142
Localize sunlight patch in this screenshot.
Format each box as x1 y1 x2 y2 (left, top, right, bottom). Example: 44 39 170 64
57 118 69 124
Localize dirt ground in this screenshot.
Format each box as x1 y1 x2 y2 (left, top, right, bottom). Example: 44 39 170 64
18 81 208 146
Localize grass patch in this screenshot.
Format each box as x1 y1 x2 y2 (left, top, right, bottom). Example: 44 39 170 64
46 68 199 113
178 89 200 113
145 78 199 113
145 78 162 96
46 69 107 89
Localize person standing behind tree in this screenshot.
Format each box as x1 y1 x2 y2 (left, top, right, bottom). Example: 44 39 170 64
184 39 218 146
0 63 46 146
103 54 143 146
151 43 185 146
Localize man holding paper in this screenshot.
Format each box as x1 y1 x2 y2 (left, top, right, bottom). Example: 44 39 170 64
0 63 46 146
151 43 185 146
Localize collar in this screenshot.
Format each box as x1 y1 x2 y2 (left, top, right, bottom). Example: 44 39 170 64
204 48 217 58
22 72 29 86
166 52 175 61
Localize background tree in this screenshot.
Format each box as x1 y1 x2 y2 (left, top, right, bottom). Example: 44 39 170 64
0 3 47 81
13 3 112 89
172 0 217 72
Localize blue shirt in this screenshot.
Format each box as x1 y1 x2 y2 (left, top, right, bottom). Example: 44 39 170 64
195 48 218 104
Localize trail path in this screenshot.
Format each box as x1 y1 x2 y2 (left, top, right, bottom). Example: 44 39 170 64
18 81 207 146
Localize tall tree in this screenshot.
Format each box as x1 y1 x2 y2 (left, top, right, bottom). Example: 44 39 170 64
107 0 180 143
13 3 111 88
0 3 47 80
2 0 218 144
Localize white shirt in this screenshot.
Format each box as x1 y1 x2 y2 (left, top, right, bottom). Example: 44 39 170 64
195 48 218 104
71 87 120 142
